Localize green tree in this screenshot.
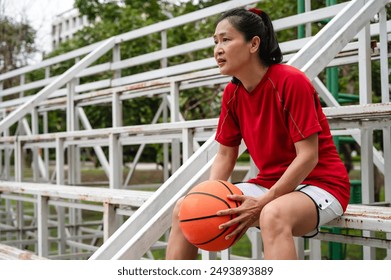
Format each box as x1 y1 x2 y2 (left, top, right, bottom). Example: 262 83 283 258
44 0 230 162
48 0 380 163
0 15 36 88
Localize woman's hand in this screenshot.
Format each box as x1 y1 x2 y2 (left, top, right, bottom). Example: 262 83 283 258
217 194 264 240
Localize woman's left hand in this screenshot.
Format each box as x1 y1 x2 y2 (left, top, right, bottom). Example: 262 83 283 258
217 194 263 240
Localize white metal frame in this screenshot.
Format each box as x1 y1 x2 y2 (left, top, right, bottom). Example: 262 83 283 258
1 0 391 260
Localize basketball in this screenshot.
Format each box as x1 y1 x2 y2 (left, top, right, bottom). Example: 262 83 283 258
178 180 243 251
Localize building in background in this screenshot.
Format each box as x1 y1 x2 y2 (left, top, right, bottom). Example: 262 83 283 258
51 8 90 49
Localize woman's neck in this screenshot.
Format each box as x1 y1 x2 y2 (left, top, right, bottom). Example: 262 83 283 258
237 64 269 92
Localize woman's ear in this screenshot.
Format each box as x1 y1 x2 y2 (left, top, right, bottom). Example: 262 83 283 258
250 36 261 53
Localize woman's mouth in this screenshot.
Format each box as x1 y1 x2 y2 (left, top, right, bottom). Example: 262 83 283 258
217 58 226 66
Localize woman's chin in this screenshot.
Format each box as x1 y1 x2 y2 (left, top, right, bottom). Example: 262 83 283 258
218 67 231 76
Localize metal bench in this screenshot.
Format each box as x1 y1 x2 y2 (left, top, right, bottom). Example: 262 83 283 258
0 181 154 258
0 243 48 260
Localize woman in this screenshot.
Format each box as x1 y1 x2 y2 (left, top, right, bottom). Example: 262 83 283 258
166 7 350 260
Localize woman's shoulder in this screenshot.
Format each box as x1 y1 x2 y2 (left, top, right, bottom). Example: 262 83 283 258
220 81 238 101
224 80 239 93
270 64 305 76
269 64 311 83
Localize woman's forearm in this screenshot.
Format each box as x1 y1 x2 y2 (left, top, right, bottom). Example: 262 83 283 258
266 133 319 201
209 145 239 181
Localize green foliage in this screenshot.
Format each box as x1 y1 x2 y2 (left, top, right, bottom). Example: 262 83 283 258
0 15 36 89
43 0 388 163
43 0 230 163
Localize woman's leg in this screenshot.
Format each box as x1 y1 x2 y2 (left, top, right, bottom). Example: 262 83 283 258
259 191 317 260
165 197 199 259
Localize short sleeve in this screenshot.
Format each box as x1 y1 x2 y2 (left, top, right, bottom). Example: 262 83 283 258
215 84 242 147
282 73 322 143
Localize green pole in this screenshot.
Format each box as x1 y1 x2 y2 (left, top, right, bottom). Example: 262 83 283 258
297 0 305 38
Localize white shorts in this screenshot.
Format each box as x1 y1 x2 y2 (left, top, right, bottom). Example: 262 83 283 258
235 182 344 237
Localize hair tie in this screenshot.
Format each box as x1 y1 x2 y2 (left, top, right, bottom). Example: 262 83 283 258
249 8 262 16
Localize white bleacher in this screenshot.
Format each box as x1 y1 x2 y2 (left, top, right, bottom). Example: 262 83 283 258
0 0 390 260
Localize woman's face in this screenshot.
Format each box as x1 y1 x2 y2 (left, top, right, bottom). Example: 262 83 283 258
213 19 253 76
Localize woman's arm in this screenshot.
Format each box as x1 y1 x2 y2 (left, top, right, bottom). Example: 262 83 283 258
209 144 239 181
217 133 319 238
264 132 319 201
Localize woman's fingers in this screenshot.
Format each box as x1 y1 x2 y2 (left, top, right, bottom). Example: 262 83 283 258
227 194 246 202
216 194 246 216
217 195 262 239
218 214 242 229
224 222 248 240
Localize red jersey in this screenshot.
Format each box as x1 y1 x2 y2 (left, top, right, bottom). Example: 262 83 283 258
215 64 350 211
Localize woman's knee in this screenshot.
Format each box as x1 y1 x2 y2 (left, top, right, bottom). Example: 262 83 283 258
172 197 185 221
259 203 289 233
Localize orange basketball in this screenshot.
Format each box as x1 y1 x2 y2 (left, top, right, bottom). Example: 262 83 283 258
179 180 243 251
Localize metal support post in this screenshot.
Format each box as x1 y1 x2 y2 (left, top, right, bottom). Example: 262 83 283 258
220 249 230 260
182 128 193 162
55 137 66 255
202 250 217 260
247 228 263 259
170 82 180 123
104 203 119 241
112 91 123 187
19 74 25 97
109 133 121 189
0 148 2 178
37 195 49 257
45 66 50 79
14 137 23 182
358 24 372 105
67 79 78 185
309 239 322 260
379 7 391 197
31 108 40 182
379 7 391 259
112 91 123 128
56 137 65 185
42 112 50 181
57 204 66 255
4 128 10 180
170 82 181 172
361 128 375 259
161 30 168 68
16 200 23 249
12 138 24 245
358 20 375 259
295 237 305 260
113 44 122 79
163 95 170 180
43 66 51 182
161 29 169 179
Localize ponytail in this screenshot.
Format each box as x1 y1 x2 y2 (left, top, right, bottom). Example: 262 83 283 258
251 9 282 65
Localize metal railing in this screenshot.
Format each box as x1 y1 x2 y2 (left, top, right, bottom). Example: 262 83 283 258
0 0 390 260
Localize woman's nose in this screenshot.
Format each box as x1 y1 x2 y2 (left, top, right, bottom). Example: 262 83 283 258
215 46 223 55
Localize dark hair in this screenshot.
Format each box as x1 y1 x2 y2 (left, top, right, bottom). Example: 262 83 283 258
216 8 282 67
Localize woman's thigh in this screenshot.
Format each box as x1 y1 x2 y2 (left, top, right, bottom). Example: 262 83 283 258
235 183 318 236
262 191 318 236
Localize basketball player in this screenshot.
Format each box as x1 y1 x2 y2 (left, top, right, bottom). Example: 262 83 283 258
166 7 350 260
